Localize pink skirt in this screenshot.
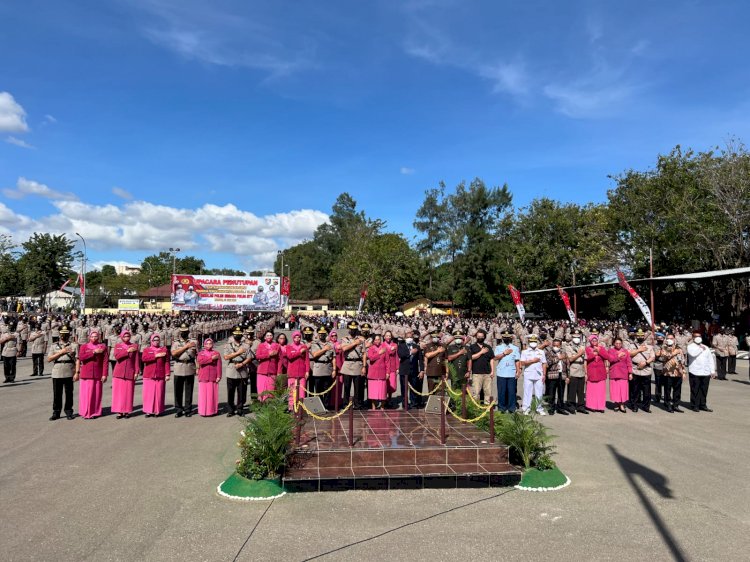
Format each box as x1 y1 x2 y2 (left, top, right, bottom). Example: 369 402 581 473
288 377 306 410
111 377 134 414
609 378 629 403
586 380 606 411
198 381 219 416
79 379 102 418
387 371 397 394
142 378 166 415
368 379 387 401
257 373 276 401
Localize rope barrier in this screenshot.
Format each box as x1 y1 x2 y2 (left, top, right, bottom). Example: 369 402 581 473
446 401 495 424
408 379 445 397
304 378 337 397
299 398 354 421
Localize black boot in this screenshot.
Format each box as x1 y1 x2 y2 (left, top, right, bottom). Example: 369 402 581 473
49 412 60 421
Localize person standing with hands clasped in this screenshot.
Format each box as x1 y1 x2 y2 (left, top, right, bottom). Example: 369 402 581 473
470 328 495 405
111 330 140 419
47 325 76 420
520 334 547 415
493 330 520 414
197 338 222 417
687 329 716 412
171 323 197 418
76 330 108 419
141 334 170 417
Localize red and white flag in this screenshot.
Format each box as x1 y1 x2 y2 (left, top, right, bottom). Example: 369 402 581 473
557 285 576 323
508 284 526 322
60 279 71 291
616 270 652 325
77 272 85 298
281 276 291 296
357 284 368 313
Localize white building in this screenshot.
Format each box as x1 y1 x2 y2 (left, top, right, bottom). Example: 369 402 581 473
115 265 141 276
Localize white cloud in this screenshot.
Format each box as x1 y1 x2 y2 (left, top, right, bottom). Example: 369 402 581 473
4 136 35 149
112 186 133 200
44 114 57 123
478 62 529 96
2 177 79 201
400 167 415 175
0 190 329 269
0 92 29 133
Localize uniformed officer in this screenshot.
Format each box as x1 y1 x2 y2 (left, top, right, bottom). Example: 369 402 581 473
341 321 366 408
712 328 728 380
564 330 588 414
628 328 655 412
445 328 471 391
727 327 739 374
224 326 250 417
652 332 666 404
1 321 21 383
47 326 76 420
309 326 336 404
171 323 197 417
29 321 48 377
423 329 447 393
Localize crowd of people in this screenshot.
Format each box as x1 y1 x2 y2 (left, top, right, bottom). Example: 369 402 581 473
0 309 746 421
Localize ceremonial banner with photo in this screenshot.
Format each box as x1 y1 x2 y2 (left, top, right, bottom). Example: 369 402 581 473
616 270 653 325
557 285 576 323
508 284 526 322
171 274 282 312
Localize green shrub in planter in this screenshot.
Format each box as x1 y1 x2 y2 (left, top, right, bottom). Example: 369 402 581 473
496 410 556 469
237 396 295 480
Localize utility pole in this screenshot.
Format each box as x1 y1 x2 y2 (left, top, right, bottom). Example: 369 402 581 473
75 233 86 314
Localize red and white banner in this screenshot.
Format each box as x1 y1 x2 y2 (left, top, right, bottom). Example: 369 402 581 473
78 273 85 298
171 274 282 311
508 284 526 322
557 286 576 323
60 279 71 292
357 285 368 313
280 276 291 296
616 270 652 325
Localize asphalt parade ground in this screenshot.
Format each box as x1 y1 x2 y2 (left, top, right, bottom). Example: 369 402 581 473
1 346 749 562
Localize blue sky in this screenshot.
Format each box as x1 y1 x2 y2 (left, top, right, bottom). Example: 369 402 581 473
2 0 749 271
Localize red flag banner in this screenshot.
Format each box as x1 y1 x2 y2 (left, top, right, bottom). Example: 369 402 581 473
557 285 576 323
508 284 526 322
616 270 652 325
357 284 368 313
281 276 291 296
78 273 85 298
60 279 71 292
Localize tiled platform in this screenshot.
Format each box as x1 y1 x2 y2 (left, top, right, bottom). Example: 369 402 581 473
283 409 521 492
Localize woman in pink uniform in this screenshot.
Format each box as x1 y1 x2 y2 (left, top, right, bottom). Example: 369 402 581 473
606 337 632 413
255 331 280 401
197 338 222 416
383 330 398 401
284 331 310 411
585 334 608 413
141 334 170 417
75 330 108 419
112 329 140 419
367 334 388 410
276 333 288 376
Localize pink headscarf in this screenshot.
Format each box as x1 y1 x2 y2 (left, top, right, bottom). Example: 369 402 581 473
329 330 337 337
292 331 301 339
150 333 161 346
120 329 131 338
203 338 214 347
588 334 599 344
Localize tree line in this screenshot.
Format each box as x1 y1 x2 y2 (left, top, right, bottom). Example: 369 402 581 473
2 141 748 318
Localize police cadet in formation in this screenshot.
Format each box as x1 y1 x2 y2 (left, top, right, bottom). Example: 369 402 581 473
726 327 739 374
520 334 547 415
1 320 21 383
564 330 588 414
469 328 495 405
309 325 336 405
47 325 76 420
223 326 250 417
652 332 666 404
171 323 197 418
545 339 568 415
661 333 685 413
341 320 366 409
711 327 728 380
28 320 48 377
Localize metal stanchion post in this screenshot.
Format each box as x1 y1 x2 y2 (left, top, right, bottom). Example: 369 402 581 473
490 404 495 444
404 378 409 412
461 383 467 419
440 379 446 445
334 376 340 411
348 398 354 447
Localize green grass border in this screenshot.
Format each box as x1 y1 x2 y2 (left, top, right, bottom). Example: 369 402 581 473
516 467 570 491
217 472 286 501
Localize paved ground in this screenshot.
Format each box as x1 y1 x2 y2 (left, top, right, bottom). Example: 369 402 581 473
1 349 749 562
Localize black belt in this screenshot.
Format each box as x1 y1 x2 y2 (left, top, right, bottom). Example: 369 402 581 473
56 360 73 364
177 359 193 363
345 357 361 362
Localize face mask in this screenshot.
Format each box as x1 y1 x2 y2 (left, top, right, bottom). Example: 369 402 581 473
552 346 560 352
234 335 241 341
529 342 538 349
637 338 645 343
694 337 702 344
656 340 664 345
572 338 581 345
454 338 463 345
405 338 413 344
666 340 674 346
432 338 439 344
476 336 485 342
502 338 511 344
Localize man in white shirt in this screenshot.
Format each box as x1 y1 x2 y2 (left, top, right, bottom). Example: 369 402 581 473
686 329 716 412
519 334 547 415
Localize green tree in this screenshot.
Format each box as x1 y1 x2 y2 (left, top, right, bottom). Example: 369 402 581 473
0 235 20 296
18 233 75 296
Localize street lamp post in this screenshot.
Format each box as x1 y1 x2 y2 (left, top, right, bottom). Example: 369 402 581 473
169 247 181 281
75 232 86 314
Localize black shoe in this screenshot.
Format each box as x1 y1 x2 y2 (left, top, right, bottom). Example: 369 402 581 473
699 407 713 412
49 413 60 421
557 408 569 415
548 409 555 416
691 407 699 412
666 407 674 413
116 414 124 419
124 413 130 419
175 410 184 418
642 407 651 413
632 407 639 413
30 373 38 377
569 409 576 415
673 407 683 413
185 411 193 417
66 413 75 420
226 411 235 417
579 409 589 415
652 396 660 403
